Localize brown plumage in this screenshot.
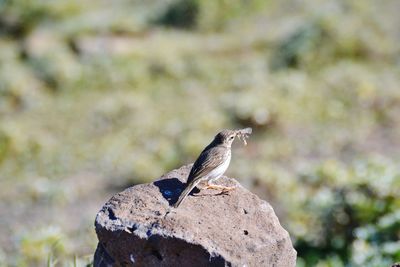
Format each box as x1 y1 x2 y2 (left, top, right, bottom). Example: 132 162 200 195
174 128 251 208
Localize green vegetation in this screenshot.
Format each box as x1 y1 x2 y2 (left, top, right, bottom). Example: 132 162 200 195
0 0 399 266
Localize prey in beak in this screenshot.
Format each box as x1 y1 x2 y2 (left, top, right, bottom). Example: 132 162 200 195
235 127 252 145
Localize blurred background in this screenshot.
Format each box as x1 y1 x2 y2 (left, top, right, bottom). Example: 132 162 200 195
0 0 399 266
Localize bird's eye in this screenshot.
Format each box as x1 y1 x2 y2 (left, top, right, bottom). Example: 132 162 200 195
230 136 234 140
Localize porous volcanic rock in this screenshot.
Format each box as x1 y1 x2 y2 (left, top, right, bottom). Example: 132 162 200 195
94 165 296 266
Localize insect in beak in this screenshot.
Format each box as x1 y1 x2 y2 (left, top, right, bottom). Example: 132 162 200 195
235 128 252 146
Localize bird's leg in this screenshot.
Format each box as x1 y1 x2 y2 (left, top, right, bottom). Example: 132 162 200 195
196 180 210 190
205 184 236 191
204 178 236 191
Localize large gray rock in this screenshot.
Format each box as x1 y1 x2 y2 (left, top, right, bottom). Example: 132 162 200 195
94 165 296 266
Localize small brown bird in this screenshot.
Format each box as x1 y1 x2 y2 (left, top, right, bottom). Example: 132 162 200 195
174 128 252 208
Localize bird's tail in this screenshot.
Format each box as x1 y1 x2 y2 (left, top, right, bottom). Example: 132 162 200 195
173 180 200 208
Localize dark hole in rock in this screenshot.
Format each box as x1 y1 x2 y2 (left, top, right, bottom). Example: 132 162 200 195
146 229 152 237
107 208 117 220
154 210 161 216
243 209 248 214
127 225 137 233
244 230 249 235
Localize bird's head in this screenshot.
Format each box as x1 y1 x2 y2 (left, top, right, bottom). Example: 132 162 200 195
213 128 252 148
214 129 237 147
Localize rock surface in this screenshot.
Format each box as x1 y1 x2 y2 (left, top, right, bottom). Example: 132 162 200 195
94 165 296 266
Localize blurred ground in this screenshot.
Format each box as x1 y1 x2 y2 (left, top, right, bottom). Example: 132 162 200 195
0 0 399 266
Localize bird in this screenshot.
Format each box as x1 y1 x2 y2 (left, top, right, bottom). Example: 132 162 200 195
173 128 252 208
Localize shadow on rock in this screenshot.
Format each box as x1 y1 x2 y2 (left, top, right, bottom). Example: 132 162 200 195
154 178 188 206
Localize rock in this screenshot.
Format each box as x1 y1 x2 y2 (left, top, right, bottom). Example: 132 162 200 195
94 165 296 266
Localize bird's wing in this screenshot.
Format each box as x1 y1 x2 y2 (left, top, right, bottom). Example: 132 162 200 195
186 146 228 184
174 146 228 208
